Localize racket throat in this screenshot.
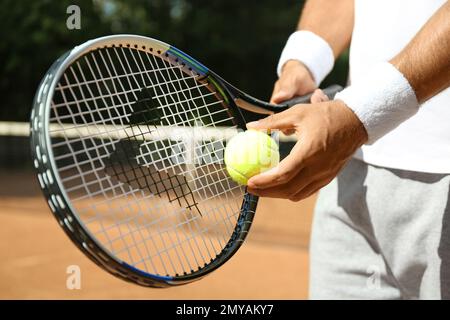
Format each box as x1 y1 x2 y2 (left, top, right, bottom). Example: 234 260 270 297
234 98 274 115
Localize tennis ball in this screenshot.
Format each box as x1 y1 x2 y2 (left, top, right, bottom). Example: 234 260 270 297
224 130 280 185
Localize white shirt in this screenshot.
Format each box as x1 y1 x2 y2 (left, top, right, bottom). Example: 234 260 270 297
350 0 450 173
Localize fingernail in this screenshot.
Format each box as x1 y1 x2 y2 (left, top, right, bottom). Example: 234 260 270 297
247 178 255 187
281 90 292 98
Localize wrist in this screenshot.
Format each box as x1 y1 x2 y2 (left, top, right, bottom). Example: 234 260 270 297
335 62 419 144
334 100 369 147
277 30 335 86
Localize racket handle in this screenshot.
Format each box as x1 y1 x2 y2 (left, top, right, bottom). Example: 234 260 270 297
282 84 343 107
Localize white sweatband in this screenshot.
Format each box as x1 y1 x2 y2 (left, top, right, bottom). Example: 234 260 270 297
277 30 334 86
335 62 419 144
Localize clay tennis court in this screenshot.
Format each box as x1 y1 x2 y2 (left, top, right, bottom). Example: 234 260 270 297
0 169 315 299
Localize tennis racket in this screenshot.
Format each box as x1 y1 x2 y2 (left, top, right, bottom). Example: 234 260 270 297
30 34 341 287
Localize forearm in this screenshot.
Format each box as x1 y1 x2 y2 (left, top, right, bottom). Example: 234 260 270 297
277 0 354 86
298 0 354 58
391 1 450 103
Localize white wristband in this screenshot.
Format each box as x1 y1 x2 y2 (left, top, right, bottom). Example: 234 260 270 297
277 30 334 86
335 62 419 144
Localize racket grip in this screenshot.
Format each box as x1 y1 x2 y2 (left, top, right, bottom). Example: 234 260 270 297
282 84 343 107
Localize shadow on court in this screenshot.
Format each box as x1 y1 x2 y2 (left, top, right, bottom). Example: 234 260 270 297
0 170 315 299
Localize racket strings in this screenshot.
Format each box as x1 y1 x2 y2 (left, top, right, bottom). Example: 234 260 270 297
96 47 216 270
138 49 243 266
49 45 244 276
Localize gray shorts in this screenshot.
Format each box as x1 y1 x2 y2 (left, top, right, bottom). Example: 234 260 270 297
310 158 450 299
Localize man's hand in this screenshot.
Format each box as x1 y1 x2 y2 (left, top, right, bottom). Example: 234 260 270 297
246 100 368 201
271 60 317 104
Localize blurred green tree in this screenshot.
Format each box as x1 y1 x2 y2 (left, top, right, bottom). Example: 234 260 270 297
0 0 347 122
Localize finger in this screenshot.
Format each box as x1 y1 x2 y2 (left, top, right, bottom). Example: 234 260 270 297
247 186 288 198
281 128 296 136
247 142 306 189
248 165 315 198
310 89 329 103
288 180 322 202
246 107 301 130
247 177 306 198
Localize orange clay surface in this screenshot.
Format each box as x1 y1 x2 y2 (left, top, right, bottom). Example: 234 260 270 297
0 170 316 299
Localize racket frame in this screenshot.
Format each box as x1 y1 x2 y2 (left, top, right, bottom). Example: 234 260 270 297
30 35 263 287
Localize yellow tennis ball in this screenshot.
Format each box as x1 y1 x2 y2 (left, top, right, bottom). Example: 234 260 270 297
224 130 280 185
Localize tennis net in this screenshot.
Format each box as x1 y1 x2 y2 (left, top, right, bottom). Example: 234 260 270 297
0 121 296 169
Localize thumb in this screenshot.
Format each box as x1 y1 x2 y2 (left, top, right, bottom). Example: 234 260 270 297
310 89 329 103
270 78 300 104
270 89 294 104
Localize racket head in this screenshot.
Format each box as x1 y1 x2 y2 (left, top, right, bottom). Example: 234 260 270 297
30 35 260 287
